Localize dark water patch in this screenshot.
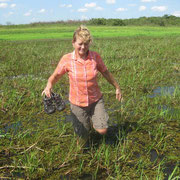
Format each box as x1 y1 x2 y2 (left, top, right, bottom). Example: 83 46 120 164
54 172 96 180
158 105 174 112
1 120 22 135
163 163 177 180
104 122 137 146
150 149 165 166
12 171 26 179
64 114 73 123
148 86 176 98
150 149 158 162
59 174 71 180
157 105 180 115
127 162 135 168
79 173 93 180
133 151 141 159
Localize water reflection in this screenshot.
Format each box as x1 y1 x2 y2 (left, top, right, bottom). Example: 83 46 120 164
148 86 176 98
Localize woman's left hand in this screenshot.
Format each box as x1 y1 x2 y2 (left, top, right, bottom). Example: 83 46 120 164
116 88 122 101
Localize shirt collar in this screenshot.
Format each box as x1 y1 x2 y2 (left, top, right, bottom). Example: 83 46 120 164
72 50 92 61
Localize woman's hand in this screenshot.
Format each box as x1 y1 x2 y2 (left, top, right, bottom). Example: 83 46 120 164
42 84 52 98
101 70 123 102
116 88 122 101
42 68 61 98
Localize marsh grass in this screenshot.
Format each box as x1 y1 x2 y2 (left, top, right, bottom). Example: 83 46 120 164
0 33 180 179
0 26 180 41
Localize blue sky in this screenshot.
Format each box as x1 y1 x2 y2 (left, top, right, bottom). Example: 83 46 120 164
0 0 180 25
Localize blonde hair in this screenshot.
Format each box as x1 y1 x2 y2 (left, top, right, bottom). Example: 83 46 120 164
73 25 92 44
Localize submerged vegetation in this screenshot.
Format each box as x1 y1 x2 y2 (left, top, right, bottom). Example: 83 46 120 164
0 25 180 179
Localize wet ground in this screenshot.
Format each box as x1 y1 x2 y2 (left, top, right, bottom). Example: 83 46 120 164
0 81 179 179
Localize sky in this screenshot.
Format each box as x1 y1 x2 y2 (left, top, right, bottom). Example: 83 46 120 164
0 0 180 25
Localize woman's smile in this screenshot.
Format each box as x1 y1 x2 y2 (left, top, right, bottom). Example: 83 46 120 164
73 38 90 59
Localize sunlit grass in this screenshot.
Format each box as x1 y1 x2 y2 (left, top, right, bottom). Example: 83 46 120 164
0 26 180 40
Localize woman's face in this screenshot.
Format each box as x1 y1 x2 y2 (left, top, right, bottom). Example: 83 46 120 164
73 38 90 58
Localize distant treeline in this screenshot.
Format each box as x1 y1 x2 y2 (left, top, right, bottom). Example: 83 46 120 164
1 15 180 27
31 15 180 27
88 15 180 26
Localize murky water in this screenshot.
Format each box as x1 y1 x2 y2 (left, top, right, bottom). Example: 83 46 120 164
1 84 179 179
150 149 159 162
163 163 177 180
148 86 176 98
1 121 22 136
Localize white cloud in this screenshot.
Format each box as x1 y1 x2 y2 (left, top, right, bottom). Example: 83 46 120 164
59 4 72 8
85 3 96 8
0 3 8 8
4 11 13 17
81 15 88 20
60 4 66 7
95 6 103 11
139 6 146 11
78 8 88 12
10 3 16 8
106 0 116 4
172 11 180 17
84 3 103 11
151 6 167 12
38 9 46 13
116 8 127 12
0 0 10 2
141 0 156 2
128 4 136 7
8 11 13 15
24 10 32 16
66 4 72 8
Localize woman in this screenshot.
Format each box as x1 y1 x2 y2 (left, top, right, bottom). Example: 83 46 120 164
42 25 122 148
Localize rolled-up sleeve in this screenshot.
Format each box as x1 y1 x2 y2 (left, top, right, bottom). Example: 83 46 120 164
57 56 68 76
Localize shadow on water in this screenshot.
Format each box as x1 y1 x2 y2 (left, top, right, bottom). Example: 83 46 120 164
105 121 137 145
89 121 138 148
64 114 137 147
59 172 100 180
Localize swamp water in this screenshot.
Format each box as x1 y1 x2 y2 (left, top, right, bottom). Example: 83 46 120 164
1 85 179 179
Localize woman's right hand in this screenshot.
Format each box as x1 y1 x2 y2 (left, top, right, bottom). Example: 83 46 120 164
42 84 52 98
41 65 61 98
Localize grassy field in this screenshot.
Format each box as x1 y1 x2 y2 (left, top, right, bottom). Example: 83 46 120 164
0 25 180 179
0 25 180 40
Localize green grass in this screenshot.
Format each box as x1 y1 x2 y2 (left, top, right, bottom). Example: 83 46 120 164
0 26 180 179
0 25 180 40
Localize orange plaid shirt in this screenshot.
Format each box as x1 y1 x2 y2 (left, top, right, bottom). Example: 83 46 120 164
57 50 107 107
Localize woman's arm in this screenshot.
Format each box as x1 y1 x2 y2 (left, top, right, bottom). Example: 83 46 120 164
42 62 63 97
101 70 122 101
